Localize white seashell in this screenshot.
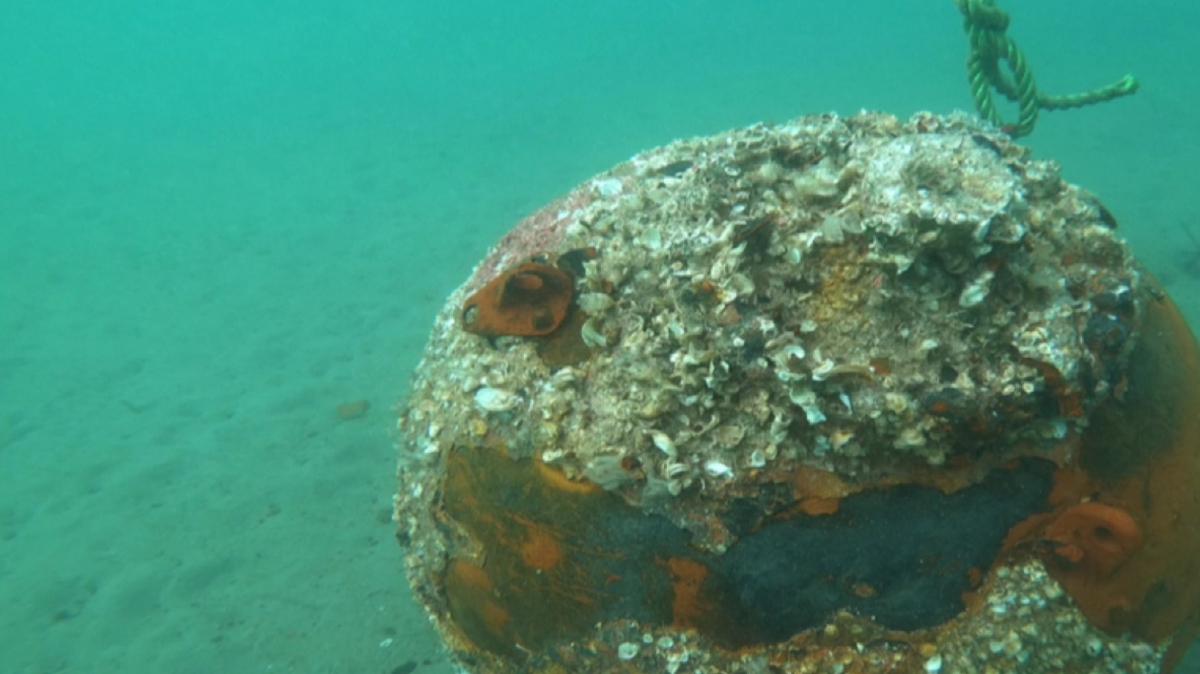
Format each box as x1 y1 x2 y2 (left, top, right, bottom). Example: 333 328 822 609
810 358 836 381
648 430 677 457
703 459 733 479
473 387 519 413
958 270 994 308
895 426 927 449
774 343 806 363
639 228 664 251
753 316 778 338
728 272 755 296
747 448 767 468
789 387 827 425
663 460 688 479
710 256 732 281
577 292 615 313
885 393 910 414
839 392 853 413
819 214 847 243
803 406 827 426
1048 419 1068 439
551 367 579 386
581 317 608 348
593 177 623 197
617 642 640 661
754 160 783 184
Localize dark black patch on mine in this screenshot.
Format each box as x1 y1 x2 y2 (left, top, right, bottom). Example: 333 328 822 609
445 444 1058 657
556 246 597 279
585 505 695 624
717 459 1054 643
1093 199 1119 229
658 159 694 177
1081 296 1182 482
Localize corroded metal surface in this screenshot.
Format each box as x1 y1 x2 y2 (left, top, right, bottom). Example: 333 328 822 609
395 112 1200 674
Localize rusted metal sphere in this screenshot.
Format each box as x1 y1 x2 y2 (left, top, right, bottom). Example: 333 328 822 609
395 112 1200 674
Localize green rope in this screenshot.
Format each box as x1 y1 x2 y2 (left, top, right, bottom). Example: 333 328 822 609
954 0 1139 137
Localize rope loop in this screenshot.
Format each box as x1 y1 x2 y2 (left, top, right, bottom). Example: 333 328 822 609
954 0 1137 137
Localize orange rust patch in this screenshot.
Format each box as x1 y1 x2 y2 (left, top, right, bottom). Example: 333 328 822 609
665 557 712 629
462 262 574 337
927 400 953 416
966 566 984 588
534 459 601 495
438 445 624 657
799 496 841 516
1044 502 1143 578
791 466 852 501
784 456 1030 506
516 517 565 572
1025 357 1087 419
444 560 515 656
1003 285 1200 661
851 581 878 599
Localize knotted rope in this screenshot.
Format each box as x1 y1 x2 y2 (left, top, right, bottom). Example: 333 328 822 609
955 0 1139 137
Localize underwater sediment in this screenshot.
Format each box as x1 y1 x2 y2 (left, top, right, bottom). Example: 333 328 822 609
395 111 1200 674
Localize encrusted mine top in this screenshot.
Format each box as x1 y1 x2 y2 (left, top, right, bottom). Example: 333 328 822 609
399 111 1139 530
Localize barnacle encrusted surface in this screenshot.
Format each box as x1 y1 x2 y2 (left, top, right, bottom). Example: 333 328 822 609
400 111 1137 530
394 111 1184 674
